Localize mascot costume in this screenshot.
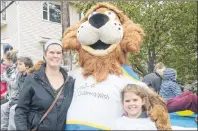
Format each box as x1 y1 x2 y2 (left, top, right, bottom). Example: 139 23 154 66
30 3 172 130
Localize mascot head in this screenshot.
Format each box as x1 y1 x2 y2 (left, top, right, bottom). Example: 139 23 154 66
63 3 144 82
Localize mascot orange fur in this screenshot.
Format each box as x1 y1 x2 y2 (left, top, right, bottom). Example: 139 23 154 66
29 2 171 130
63 3 171 130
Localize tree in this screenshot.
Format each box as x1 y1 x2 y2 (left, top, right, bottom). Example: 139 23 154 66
61 0 73 71
61 1 70 35
70 1 197 84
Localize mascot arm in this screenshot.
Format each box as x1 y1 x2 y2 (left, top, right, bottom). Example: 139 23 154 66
27 60 44 73
146 88 172 130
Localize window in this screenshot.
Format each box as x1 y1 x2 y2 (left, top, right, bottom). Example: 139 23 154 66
1 1 6 20
1 44 5 60
79 12 85 20
42 2 61 23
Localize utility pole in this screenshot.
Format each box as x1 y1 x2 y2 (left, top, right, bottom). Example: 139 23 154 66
61 0 72 71
61 0 70 34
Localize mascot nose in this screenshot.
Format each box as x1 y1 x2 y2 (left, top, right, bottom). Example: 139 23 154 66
89 13 109 29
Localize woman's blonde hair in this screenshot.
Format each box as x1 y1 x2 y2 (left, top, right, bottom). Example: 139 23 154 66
121 84 151 113
154 62 165 72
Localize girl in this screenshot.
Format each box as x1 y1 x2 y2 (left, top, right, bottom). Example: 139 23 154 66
112 84 157 130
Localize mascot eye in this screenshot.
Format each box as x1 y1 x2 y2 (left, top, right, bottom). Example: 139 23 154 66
88 12 97 19
105 11 116 20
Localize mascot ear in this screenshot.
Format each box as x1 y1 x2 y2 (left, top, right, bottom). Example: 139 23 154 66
62 21 83 51
120 18 144 53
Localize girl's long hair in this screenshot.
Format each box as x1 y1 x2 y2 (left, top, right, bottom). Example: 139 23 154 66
121 84 151 115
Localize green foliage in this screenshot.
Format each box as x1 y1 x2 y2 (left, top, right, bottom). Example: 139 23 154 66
72 1 197 84
70 1 96 13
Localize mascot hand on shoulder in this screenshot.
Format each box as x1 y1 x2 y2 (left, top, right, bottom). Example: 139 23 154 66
29 2 171 130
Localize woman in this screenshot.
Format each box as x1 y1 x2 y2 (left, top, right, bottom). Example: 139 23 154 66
1 49 16 104
15 39 75 130
1 51 18 100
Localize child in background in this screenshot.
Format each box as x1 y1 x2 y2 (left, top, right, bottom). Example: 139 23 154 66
1 57 33 130
160 68 197 123
112 84 157 130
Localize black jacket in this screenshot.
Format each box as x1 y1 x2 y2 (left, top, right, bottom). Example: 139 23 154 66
9 73 27 107
142 72 162 93
15 64 75 130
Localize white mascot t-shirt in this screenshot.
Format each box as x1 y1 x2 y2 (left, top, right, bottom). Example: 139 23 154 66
111 116 157 130
66 68 147 130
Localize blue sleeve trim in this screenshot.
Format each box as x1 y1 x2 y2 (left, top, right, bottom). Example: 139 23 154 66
121 65 139 80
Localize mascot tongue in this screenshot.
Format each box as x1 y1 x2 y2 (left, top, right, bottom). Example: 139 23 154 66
90 40 110 50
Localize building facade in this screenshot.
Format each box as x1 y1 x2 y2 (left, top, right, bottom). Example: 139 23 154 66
1 1 80 64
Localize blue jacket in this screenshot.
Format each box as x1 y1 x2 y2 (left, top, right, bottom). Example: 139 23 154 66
159 68 182 102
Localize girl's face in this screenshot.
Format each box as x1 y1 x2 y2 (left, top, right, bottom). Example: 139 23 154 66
17 61 27 73
123 92 145 118
44 44 63 68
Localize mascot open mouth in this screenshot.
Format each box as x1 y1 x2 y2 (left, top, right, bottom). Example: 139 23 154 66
77 10 124 56
90 40 111 50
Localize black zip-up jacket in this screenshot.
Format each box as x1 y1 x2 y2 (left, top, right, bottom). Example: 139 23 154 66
15 64 75 130
142 72 162 93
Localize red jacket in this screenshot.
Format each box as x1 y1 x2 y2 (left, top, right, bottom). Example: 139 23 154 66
1 63 8 99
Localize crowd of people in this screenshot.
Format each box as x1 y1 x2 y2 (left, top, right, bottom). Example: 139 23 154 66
143 62 197 123
0 40 197 130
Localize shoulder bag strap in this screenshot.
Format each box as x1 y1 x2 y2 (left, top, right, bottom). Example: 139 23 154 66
31 77 69 131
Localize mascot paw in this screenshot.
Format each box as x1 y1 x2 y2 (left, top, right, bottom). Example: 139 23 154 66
27 60 44 73
156 122 172 131
150 105 172 130
150 106 160 121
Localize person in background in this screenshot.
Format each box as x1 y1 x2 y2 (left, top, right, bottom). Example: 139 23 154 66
1 51 18 100
15 39 75 130
1 44 13 63
1 57 33 130
142 62 165 93
112 84 157 130
159 68 197 122
1 49 16 104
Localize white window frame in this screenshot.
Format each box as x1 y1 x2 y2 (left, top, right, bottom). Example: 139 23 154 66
79 12 84 20
1 1 7 21
42 1 61 24
1 44 5 60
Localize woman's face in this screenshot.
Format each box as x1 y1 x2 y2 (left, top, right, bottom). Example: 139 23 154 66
44 44 63 68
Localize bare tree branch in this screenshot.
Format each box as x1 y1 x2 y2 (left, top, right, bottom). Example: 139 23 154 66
0 1 15 13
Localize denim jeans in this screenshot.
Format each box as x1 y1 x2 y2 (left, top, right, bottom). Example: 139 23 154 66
1 101 17 130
